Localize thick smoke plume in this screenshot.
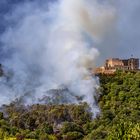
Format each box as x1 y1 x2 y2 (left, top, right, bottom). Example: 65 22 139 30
0 0 115 117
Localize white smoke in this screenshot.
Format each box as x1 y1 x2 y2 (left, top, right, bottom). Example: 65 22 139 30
0 0 116 117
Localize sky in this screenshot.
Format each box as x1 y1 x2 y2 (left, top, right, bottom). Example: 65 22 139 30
0 0 139 114
0 0 140 65
0 0 102 115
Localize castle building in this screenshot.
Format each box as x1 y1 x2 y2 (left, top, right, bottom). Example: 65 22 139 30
94 58 139 74
105 58 124 70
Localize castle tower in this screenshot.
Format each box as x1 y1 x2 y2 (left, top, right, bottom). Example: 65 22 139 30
128 58 139 70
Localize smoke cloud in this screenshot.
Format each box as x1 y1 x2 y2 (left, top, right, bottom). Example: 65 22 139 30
0 0 116 117
96 0 140 65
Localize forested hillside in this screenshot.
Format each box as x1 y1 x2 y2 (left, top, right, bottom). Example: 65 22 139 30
0 71 140 140
84 71 140 140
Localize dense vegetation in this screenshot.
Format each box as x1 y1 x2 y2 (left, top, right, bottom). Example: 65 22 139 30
0 71 140 139
84 71 140 140
0 103 92 140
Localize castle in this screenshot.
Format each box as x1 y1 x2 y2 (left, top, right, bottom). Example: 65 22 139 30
94 58 139 74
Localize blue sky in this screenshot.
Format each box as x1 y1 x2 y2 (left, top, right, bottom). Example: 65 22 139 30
0 0 140 65
0 0 52 33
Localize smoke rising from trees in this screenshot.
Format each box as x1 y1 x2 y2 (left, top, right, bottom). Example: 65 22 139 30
0 0 139 117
